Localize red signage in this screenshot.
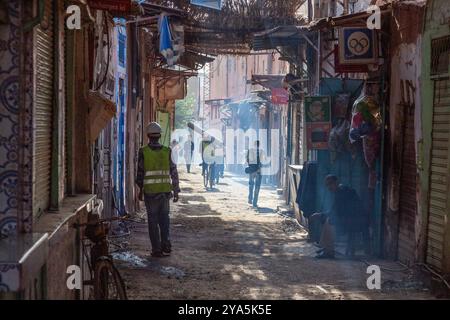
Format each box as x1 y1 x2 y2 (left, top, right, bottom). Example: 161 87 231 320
306 122 331 150
334 45 368 73
88 0 131 12
271 88 289 105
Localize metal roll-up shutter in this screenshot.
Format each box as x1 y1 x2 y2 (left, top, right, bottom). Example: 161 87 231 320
426 78 450 271
397 104 417 265
33 0 54 217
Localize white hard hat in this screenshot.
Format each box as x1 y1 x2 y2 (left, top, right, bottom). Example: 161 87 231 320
146 122 162 135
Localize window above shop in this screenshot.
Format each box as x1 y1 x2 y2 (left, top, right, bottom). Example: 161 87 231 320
431 35 450 77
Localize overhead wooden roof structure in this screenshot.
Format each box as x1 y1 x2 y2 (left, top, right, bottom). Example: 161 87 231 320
141 0 307 55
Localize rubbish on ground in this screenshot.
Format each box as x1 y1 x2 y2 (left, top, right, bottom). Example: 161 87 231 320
160 266 186 279
112 251 147 268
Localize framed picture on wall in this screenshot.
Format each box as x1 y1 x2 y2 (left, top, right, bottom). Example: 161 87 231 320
305 96 331 123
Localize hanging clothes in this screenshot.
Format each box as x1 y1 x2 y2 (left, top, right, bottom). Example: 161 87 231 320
296 161 318 219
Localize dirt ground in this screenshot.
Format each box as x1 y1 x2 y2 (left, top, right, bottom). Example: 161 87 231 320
114 167 436 300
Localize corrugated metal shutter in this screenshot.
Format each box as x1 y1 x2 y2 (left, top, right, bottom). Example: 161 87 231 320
397 104 417 265
426 78 450 271
33 0 54 217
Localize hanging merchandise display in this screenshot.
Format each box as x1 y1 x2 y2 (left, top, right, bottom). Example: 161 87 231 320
333 93 350 119
328 118 352 163
349 93 382 188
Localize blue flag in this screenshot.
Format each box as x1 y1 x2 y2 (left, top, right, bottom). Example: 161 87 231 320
159 15 175 66
190 0 222 10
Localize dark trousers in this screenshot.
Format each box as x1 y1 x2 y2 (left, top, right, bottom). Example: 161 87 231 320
144 194 170 253
186 164 191 173
248 171 262 206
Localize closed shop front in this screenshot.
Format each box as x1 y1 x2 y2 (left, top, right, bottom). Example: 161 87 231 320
33 0 54 217
397 102 418 265
426 77 450 271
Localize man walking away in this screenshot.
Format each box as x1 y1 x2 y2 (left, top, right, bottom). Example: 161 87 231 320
184 134 194 173
136 122 180 258
246 140 264 209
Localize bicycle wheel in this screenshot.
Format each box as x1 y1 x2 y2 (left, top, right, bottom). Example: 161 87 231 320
209 164 215 189
94 257 127 300
203 165 209 188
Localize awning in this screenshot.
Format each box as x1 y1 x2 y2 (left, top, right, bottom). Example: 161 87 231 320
310 3 393 30
252 25 313 51
141 2 188 18
205 98 232 106
87 91 117 142
176 50 216 71
249 74 285 90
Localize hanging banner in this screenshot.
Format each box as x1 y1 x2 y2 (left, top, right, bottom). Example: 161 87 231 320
271 88 289 105
88 0 131 12
190 0 222 10
338 27 377 65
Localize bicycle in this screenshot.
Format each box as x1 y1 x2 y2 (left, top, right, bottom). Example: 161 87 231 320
73 212 128 300
202 161 216 190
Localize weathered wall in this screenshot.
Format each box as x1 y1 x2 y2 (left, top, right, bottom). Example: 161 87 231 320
384 2 425 260
209 54 287 101
34 196 94 299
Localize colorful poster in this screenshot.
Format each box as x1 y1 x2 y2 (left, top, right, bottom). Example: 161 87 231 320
306 123 332 150
304 96 331 123
338 27 377 65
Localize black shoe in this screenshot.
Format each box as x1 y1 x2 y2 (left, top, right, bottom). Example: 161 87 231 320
315 248 324 254
151 251 164 258
162 242 172 255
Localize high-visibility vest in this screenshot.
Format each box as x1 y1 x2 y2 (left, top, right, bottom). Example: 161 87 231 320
142 145 172 194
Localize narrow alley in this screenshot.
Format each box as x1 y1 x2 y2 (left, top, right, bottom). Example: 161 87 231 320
116 168 432 300
1 0 449 303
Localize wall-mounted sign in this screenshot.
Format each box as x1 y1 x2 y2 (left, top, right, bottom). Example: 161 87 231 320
88 0 131 12
305 96 331 123
306 123 332 150
190 0 222 10
334 45 369 73
338 27 377 65
271 88 289 105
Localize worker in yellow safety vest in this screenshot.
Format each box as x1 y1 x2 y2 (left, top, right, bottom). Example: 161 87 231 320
136 122 180 258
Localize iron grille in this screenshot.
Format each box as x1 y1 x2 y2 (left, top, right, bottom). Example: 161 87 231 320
431 35 450 76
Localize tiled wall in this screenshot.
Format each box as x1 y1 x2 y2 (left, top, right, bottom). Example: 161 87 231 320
0 1 21 237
